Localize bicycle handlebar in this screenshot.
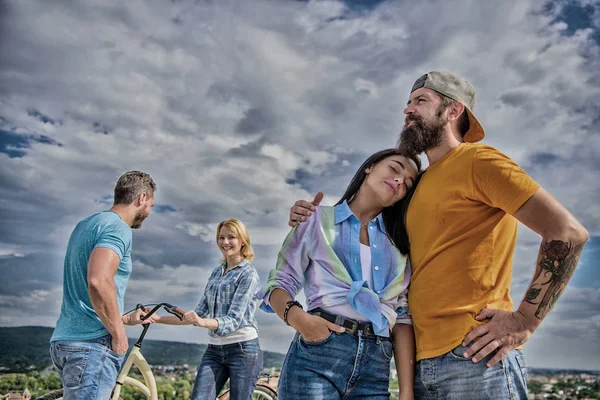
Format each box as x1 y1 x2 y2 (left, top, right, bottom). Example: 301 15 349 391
133 302 185 321
123 302 186 347
167 305 186 319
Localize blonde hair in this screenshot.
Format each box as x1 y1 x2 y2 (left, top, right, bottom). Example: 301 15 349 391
215 218 255 262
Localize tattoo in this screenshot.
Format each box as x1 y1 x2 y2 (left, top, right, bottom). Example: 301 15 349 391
525 240 585 319
525 288 541 303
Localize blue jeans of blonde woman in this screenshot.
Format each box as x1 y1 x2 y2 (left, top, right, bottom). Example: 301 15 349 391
191 338 263 400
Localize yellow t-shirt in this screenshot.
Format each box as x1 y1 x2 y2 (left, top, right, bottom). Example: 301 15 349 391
407 143 540 361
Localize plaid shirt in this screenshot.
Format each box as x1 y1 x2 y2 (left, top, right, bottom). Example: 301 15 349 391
195 259 260 337
259 202 411 337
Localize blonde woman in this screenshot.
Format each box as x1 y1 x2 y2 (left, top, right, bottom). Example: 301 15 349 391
157 219 262 400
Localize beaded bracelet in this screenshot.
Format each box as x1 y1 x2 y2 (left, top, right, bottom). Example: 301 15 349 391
283 300 303 326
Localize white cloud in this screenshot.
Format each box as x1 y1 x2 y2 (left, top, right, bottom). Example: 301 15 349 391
175 222 217 241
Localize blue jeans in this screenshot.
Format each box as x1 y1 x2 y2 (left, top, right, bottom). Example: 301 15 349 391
414 344 528 399
191 338 263 400
49 334 125 400
278 331 393 400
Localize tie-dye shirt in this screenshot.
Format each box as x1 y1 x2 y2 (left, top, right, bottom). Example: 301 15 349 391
259 201 411 337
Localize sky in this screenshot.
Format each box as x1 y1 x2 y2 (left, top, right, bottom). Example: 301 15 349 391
0 0 599 370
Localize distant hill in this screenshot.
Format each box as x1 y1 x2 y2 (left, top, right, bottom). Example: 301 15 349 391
0 326 285 373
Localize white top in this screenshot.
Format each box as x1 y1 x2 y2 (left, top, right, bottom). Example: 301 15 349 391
323 243 373 322
207 325 258 345
360 243 374 290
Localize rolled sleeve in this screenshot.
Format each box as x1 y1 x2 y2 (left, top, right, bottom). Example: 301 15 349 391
258 219 313 313
395 289 412 325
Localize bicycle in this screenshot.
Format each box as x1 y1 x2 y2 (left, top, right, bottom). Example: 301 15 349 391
218 372 278 400
39 303 278 399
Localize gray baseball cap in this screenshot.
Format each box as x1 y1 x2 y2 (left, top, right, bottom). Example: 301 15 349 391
411 71 485 142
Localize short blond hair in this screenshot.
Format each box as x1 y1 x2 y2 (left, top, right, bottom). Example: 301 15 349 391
215 218 255 262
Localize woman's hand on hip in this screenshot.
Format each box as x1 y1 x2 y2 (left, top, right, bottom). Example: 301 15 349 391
296 313 344 342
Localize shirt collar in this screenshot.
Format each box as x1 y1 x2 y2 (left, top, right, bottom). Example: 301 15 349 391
334 200 386 232
220 259 249 274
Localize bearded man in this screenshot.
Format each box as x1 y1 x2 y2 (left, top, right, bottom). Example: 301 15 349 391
50 171 157 399
289 71 588 399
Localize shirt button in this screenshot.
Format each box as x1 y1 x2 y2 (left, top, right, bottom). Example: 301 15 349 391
369 226 373 230
374 266 379 271
372 244 377 248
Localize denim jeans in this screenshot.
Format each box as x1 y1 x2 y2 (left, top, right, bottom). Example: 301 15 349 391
414 344 528 399
278 331 393 400
49 334 125 400
191 338 263 400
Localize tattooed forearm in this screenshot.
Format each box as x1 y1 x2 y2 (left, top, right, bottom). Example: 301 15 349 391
526 240 585 319
525 288 541 303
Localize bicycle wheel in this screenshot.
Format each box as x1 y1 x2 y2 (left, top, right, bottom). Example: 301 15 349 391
253 383 277 400
36 389 63 400
218 383 277 400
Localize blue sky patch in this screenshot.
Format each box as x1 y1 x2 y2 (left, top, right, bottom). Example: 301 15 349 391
569 235 600 289
0 119 62 158
0 129 30 158
548 1 600 44
341 0 388 11
294 0 387 15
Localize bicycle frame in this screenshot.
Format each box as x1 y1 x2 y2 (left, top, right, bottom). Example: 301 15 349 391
110 302 184 400
103 302 278 400
111 344 157 400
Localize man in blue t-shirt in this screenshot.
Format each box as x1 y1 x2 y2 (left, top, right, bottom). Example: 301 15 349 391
50 170 157 400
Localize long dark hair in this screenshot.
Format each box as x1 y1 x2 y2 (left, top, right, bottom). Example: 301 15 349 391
335 148 422 255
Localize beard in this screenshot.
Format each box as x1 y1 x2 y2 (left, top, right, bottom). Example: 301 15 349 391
131 211 148 229
397 108 447 155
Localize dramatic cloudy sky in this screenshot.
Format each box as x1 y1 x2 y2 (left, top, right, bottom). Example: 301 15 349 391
1 0 599 370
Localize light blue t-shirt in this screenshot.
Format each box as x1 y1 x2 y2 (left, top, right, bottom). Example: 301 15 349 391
51 210 132 342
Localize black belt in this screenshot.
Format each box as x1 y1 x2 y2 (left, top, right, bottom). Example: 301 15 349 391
310 308 378 337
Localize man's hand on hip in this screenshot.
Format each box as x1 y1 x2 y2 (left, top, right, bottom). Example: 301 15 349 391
111 330 129 355
462 308 534 367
